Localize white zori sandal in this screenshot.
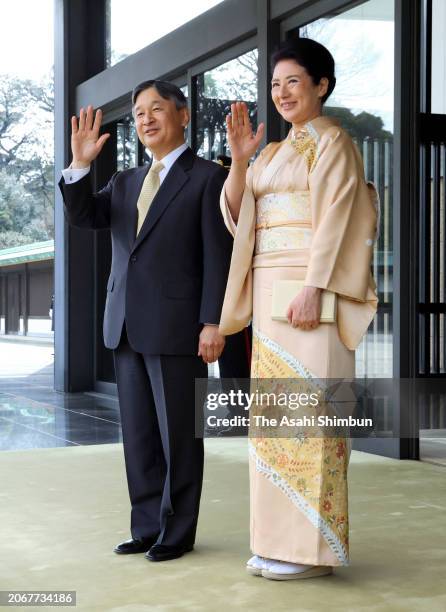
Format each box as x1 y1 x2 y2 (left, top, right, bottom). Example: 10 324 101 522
262 561 333 581
246 555 273 576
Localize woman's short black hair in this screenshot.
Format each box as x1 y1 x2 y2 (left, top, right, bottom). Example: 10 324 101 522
270 37 336 104
132 80 187 109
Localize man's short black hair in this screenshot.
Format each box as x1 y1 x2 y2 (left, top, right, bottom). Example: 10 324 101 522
271 37 336 104
132 80 187 110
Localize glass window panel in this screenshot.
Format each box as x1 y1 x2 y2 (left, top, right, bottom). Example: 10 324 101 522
300 0 394 377
196 50 258 161
106 0 224 67
431 0 446 113
116 115 137 170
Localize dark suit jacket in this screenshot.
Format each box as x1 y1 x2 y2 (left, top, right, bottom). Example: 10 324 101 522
59 147 233 355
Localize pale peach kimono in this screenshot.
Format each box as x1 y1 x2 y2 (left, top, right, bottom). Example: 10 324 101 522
219 116 378 566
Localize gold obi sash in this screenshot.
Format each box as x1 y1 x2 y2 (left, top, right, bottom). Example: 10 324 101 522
255 191 312 255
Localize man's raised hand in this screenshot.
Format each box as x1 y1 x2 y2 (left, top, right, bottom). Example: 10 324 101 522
71 105 110 169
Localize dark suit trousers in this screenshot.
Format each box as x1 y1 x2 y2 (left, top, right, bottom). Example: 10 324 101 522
113 326 207 547
218 325 252 406
218 325 252 381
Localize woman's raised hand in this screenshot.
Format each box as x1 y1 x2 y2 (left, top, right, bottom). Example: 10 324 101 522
226 101 264 163
71 105 110 168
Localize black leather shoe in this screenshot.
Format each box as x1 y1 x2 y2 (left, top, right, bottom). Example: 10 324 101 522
114 536 158 555
145 543 194 562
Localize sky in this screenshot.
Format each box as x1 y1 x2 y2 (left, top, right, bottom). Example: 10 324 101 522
0 0 54 79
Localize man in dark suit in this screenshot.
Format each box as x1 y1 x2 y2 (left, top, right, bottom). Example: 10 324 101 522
59 81 232 562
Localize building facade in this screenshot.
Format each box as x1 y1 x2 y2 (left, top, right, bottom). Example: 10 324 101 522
54 0 446 459
0 241 54 337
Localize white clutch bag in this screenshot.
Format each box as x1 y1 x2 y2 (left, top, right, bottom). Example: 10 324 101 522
271 280 337 323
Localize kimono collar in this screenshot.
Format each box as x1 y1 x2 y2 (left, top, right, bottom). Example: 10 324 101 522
287 115 341 172
288 115 341 141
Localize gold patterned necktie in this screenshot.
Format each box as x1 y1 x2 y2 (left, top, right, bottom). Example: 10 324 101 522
136 160 165 235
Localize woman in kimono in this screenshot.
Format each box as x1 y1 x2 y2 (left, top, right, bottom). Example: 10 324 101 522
218 38 378 580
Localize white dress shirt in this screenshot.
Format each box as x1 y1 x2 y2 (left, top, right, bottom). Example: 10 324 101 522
61 142 189 184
